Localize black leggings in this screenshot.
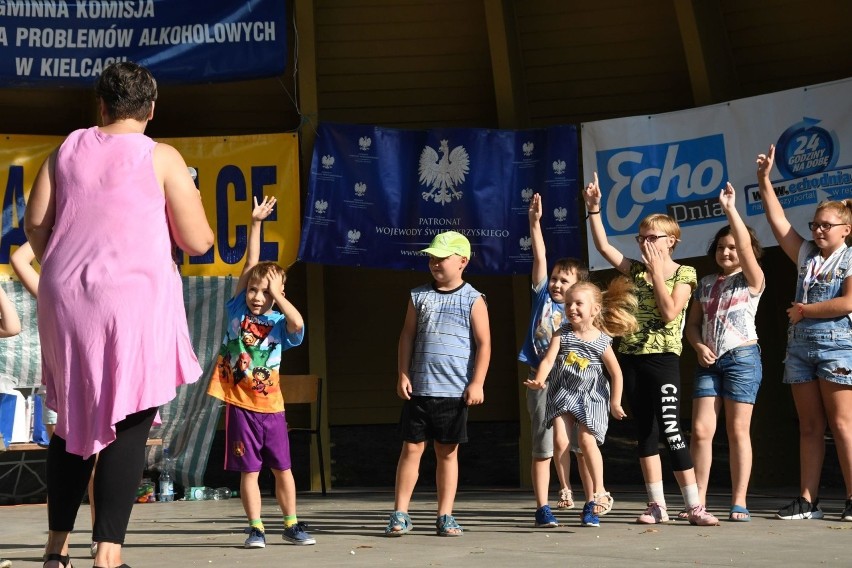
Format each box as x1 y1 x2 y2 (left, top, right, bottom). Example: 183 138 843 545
47 407 158 544
620 353 693 471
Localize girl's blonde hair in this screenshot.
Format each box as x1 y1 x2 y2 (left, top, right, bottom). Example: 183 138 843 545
569 278 638 337
815 200 852 245
640 213 682 251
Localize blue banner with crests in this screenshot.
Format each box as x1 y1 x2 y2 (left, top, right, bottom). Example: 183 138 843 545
298 122 581 275
0 0 287 87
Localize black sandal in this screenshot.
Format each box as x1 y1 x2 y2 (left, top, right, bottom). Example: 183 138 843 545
43 553 72 567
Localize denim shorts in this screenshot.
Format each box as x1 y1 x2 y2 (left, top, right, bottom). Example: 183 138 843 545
783 328 852 386
693 344 762 404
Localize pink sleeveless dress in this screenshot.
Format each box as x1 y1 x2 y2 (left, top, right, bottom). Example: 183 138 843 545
38 127 202 458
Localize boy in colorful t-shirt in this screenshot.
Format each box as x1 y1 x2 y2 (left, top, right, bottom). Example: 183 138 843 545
207 196 315 548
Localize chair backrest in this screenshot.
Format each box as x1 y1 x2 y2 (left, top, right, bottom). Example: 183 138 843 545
281 374 321 405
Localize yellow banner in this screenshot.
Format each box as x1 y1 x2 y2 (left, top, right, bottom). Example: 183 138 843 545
0 132 300 277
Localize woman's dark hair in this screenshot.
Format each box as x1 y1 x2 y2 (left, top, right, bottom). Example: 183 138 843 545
95 62 157 122
706 224 763 267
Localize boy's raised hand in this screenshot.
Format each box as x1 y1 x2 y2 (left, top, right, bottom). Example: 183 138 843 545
252 195 277 222
528 193 542 224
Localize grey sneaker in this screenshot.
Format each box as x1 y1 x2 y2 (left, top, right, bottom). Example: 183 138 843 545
282 522 316 545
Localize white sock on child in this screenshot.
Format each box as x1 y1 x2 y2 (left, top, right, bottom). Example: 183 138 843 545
645 480 666 507
681 483 700 509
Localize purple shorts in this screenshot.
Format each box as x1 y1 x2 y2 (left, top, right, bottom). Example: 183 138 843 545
224 404 292 472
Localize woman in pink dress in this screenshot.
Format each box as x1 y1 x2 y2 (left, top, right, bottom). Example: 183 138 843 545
25 62 214 568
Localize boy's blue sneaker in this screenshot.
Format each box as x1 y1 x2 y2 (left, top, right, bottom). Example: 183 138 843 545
282 522 316 545
581 501 600 527
244 526 266 548
534 504 559 528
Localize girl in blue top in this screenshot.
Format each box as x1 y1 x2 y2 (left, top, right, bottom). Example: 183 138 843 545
758 145 852 522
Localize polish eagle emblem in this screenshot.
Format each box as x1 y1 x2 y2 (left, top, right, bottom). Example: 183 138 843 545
418 139 470 205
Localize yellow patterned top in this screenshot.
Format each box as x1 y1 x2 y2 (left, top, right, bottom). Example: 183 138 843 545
618 261 696 356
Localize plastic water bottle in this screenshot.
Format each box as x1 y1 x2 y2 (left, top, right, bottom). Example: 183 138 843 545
213 487 232 500
159 447 175 502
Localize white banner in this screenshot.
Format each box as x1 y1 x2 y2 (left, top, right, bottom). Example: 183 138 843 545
581 77 852 270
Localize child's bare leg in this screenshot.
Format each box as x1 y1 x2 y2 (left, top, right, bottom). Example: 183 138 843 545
532 457 552 508
394 441 425 512
576 452 593 502
578 426 603 494
240 471 262 520
434 441 459 518
271 468 297 517
691 396 721 503
552 414 573 507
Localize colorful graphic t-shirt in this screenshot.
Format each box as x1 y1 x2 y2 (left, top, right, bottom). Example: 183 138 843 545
618 261 697 356
518 279 566 368
207 290 304 413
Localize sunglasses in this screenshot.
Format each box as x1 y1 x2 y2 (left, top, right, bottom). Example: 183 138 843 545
807 222 850 232
634 234 669 244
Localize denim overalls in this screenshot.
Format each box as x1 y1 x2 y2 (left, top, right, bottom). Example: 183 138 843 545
784 242 852 385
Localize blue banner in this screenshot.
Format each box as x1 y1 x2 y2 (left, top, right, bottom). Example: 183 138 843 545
298 123 580 275
0 0 287 87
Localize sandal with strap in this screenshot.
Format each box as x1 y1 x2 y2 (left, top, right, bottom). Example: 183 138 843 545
435 514 463 536
556 488 575 510
43 553 72 568
593 491 614 516
384 511 413 536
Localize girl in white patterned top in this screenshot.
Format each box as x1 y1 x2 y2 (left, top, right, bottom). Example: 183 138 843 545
685 182 765 522
525 278 637 527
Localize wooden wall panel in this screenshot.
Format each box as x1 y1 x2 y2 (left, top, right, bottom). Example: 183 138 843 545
314 0 498 128
515 0 695 126
719 0 852 96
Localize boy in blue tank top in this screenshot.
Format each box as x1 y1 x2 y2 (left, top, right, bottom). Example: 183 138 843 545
384 231 491 537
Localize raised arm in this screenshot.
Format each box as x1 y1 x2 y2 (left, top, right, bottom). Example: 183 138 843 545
235 195 277 295
757 144 803 262
582 172 630 274
155 143 214 257
24 150 58 262
720 182 764 294
267 268 303 335
529 193 548 285
464 296 491 406
0 286 22 338
10 242 40 298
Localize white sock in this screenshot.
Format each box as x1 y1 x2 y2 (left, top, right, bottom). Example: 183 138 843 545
645 480 666 507
681 483 700 509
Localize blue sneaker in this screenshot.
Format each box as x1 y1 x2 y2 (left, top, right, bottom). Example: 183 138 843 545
581 501 600 527
282 522 316 545
244 526 266 548
534 504 559 528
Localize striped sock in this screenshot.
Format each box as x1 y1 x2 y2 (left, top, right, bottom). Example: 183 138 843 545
284 515 298 528
250 519 265 532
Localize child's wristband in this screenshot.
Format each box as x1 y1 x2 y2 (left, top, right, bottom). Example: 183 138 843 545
585 210 600 219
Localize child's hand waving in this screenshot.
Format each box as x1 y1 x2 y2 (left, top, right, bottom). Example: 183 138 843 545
252 195 277 222
756 144 775 180
719 182 736 212
583 171 602 211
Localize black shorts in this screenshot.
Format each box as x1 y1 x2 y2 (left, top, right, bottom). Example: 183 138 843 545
399 396 468 444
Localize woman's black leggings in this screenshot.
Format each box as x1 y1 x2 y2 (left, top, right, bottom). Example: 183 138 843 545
620 352 693 471
47 407 158 544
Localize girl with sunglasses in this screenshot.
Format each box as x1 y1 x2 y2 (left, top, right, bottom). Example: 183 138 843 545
757 144 852 522
583 174 718 526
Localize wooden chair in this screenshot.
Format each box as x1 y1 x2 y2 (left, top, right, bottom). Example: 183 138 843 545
281 374 327 495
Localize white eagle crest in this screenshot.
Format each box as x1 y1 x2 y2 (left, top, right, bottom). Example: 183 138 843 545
314 199 328 214
321 155 335 169
554 207 568 222
521 187 534 203
358 136 372 151
519 236 532 251
347 229 361 244
354 182 367 197
522 142 534 157
552 159 566 175
418 139 470 205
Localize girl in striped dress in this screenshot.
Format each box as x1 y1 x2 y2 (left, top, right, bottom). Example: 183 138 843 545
525 278 637 527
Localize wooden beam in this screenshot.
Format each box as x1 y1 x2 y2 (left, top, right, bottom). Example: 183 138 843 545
673 0 741 105
294 0 330 493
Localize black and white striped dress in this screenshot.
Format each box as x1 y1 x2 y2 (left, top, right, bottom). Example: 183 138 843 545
544 324 613 445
